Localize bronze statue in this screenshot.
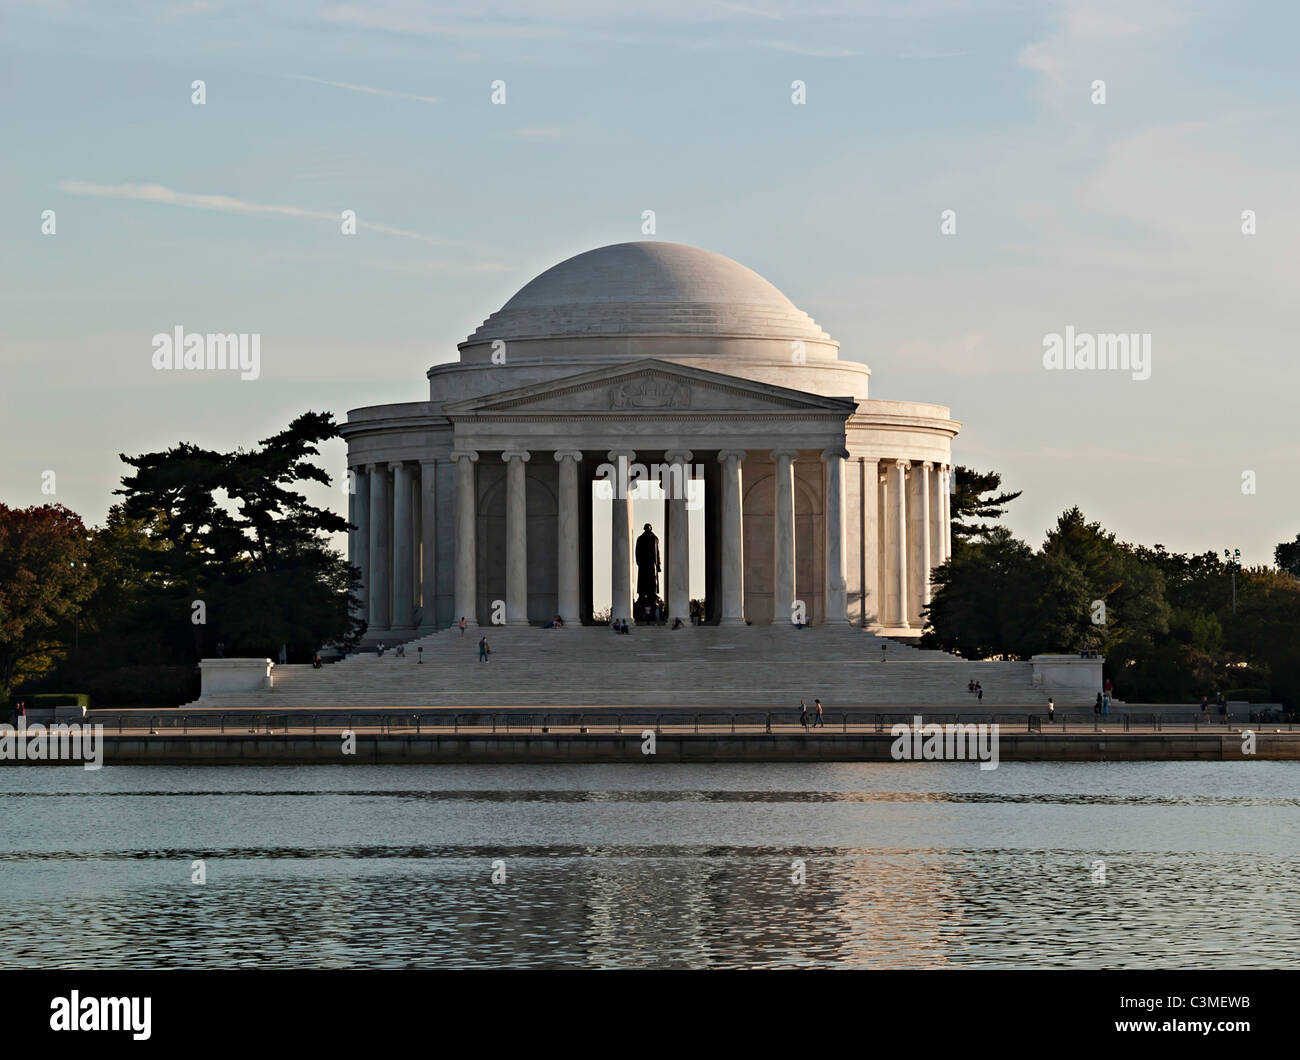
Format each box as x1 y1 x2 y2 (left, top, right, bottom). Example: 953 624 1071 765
634 523 660 621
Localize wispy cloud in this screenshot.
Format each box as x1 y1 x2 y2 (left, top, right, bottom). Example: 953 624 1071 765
318 4 561 39
512 127 565 140
757 40 860 56
279 73 441 104
898 49 970 59
56 180 460 246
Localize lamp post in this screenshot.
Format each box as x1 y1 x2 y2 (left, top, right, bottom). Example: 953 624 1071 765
1223 548 1240 615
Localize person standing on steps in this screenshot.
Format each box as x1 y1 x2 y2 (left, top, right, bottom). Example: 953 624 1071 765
799 700 809 730
813 699 825 728
881 642 887 664
459 616 467 637
479 635 490 663
1047 698 1055 723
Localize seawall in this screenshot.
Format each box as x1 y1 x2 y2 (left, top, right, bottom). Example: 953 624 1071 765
2 730 1297 765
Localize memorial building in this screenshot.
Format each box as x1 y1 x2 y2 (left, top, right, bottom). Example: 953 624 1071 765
341 241 960 638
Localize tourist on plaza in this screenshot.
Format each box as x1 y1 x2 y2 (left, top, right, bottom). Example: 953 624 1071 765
459 616 466 637
799 700 809 729
1200 695 1210 719
1047 698 1055 723
1095 693 1104 718
1102 691 1110 716
479 636 490 663
312 654 322 670
417 646 423 664
813 699 825 728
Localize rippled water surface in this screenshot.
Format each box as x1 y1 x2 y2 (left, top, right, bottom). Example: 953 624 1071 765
1 762 1296 968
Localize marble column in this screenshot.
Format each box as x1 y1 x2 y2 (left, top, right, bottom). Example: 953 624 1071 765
861 458 880 628
368 463 391 631
351 467 370 621
608 449 635 624
822 448 848 624
877 470 887 628
718 450 746 624
664 450 693 627
554 451 582 625
771 449 797 625
450 450 478 627
503 450 530 625
392 462 415 631
420 459 437 628
889 459 909 629
918 462 932 610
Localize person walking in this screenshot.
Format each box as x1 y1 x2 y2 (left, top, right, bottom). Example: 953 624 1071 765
479 636 490 663
1047 698 1055 723
1102 691 1110 717
813 699 825 728
1200 695 1209 720
799 700 809 730
459 616 467 637
1095 693 1104 720
417 646 423 665
977 685 983 704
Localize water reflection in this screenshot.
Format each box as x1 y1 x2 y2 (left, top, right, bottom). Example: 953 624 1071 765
0 763 1296 969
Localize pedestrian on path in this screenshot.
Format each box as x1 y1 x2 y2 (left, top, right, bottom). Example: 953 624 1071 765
813 699 825 728
1047 698 1055 723
1095 693 1104 719
459 617 467 637
799 700 809 730
479 636 490 663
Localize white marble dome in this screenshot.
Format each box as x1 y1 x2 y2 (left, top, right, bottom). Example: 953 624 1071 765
462 241 835 350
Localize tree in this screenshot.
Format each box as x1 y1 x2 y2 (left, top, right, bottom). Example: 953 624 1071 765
1276 533 1300 578
0 504 96 701
924 527 1037 658
115 412 360 662
951 466 1023 545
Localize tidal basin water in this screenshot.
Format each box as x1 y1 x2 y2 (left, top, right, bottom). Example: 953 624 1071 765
1 762 1296 969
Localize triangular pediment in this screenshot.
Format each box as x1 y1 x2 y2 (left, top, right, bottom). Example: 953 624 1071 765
443 359 857 417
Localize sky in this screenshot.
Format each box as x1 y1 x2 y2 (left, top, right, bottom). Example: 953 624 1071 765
2 0 1297 578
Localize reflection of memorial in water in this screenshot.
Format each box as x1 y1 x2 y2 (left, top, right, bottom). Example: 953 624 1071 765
823 848 967 968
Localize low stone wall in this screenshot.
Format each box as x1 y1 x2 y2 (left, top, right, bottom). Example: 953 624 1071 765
1032 654 1103 694
5 730 1295 765
195 659 273 696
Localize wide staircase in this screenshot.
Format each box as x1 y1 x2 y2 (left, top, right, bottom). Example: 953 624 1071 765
181 625 1089 710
